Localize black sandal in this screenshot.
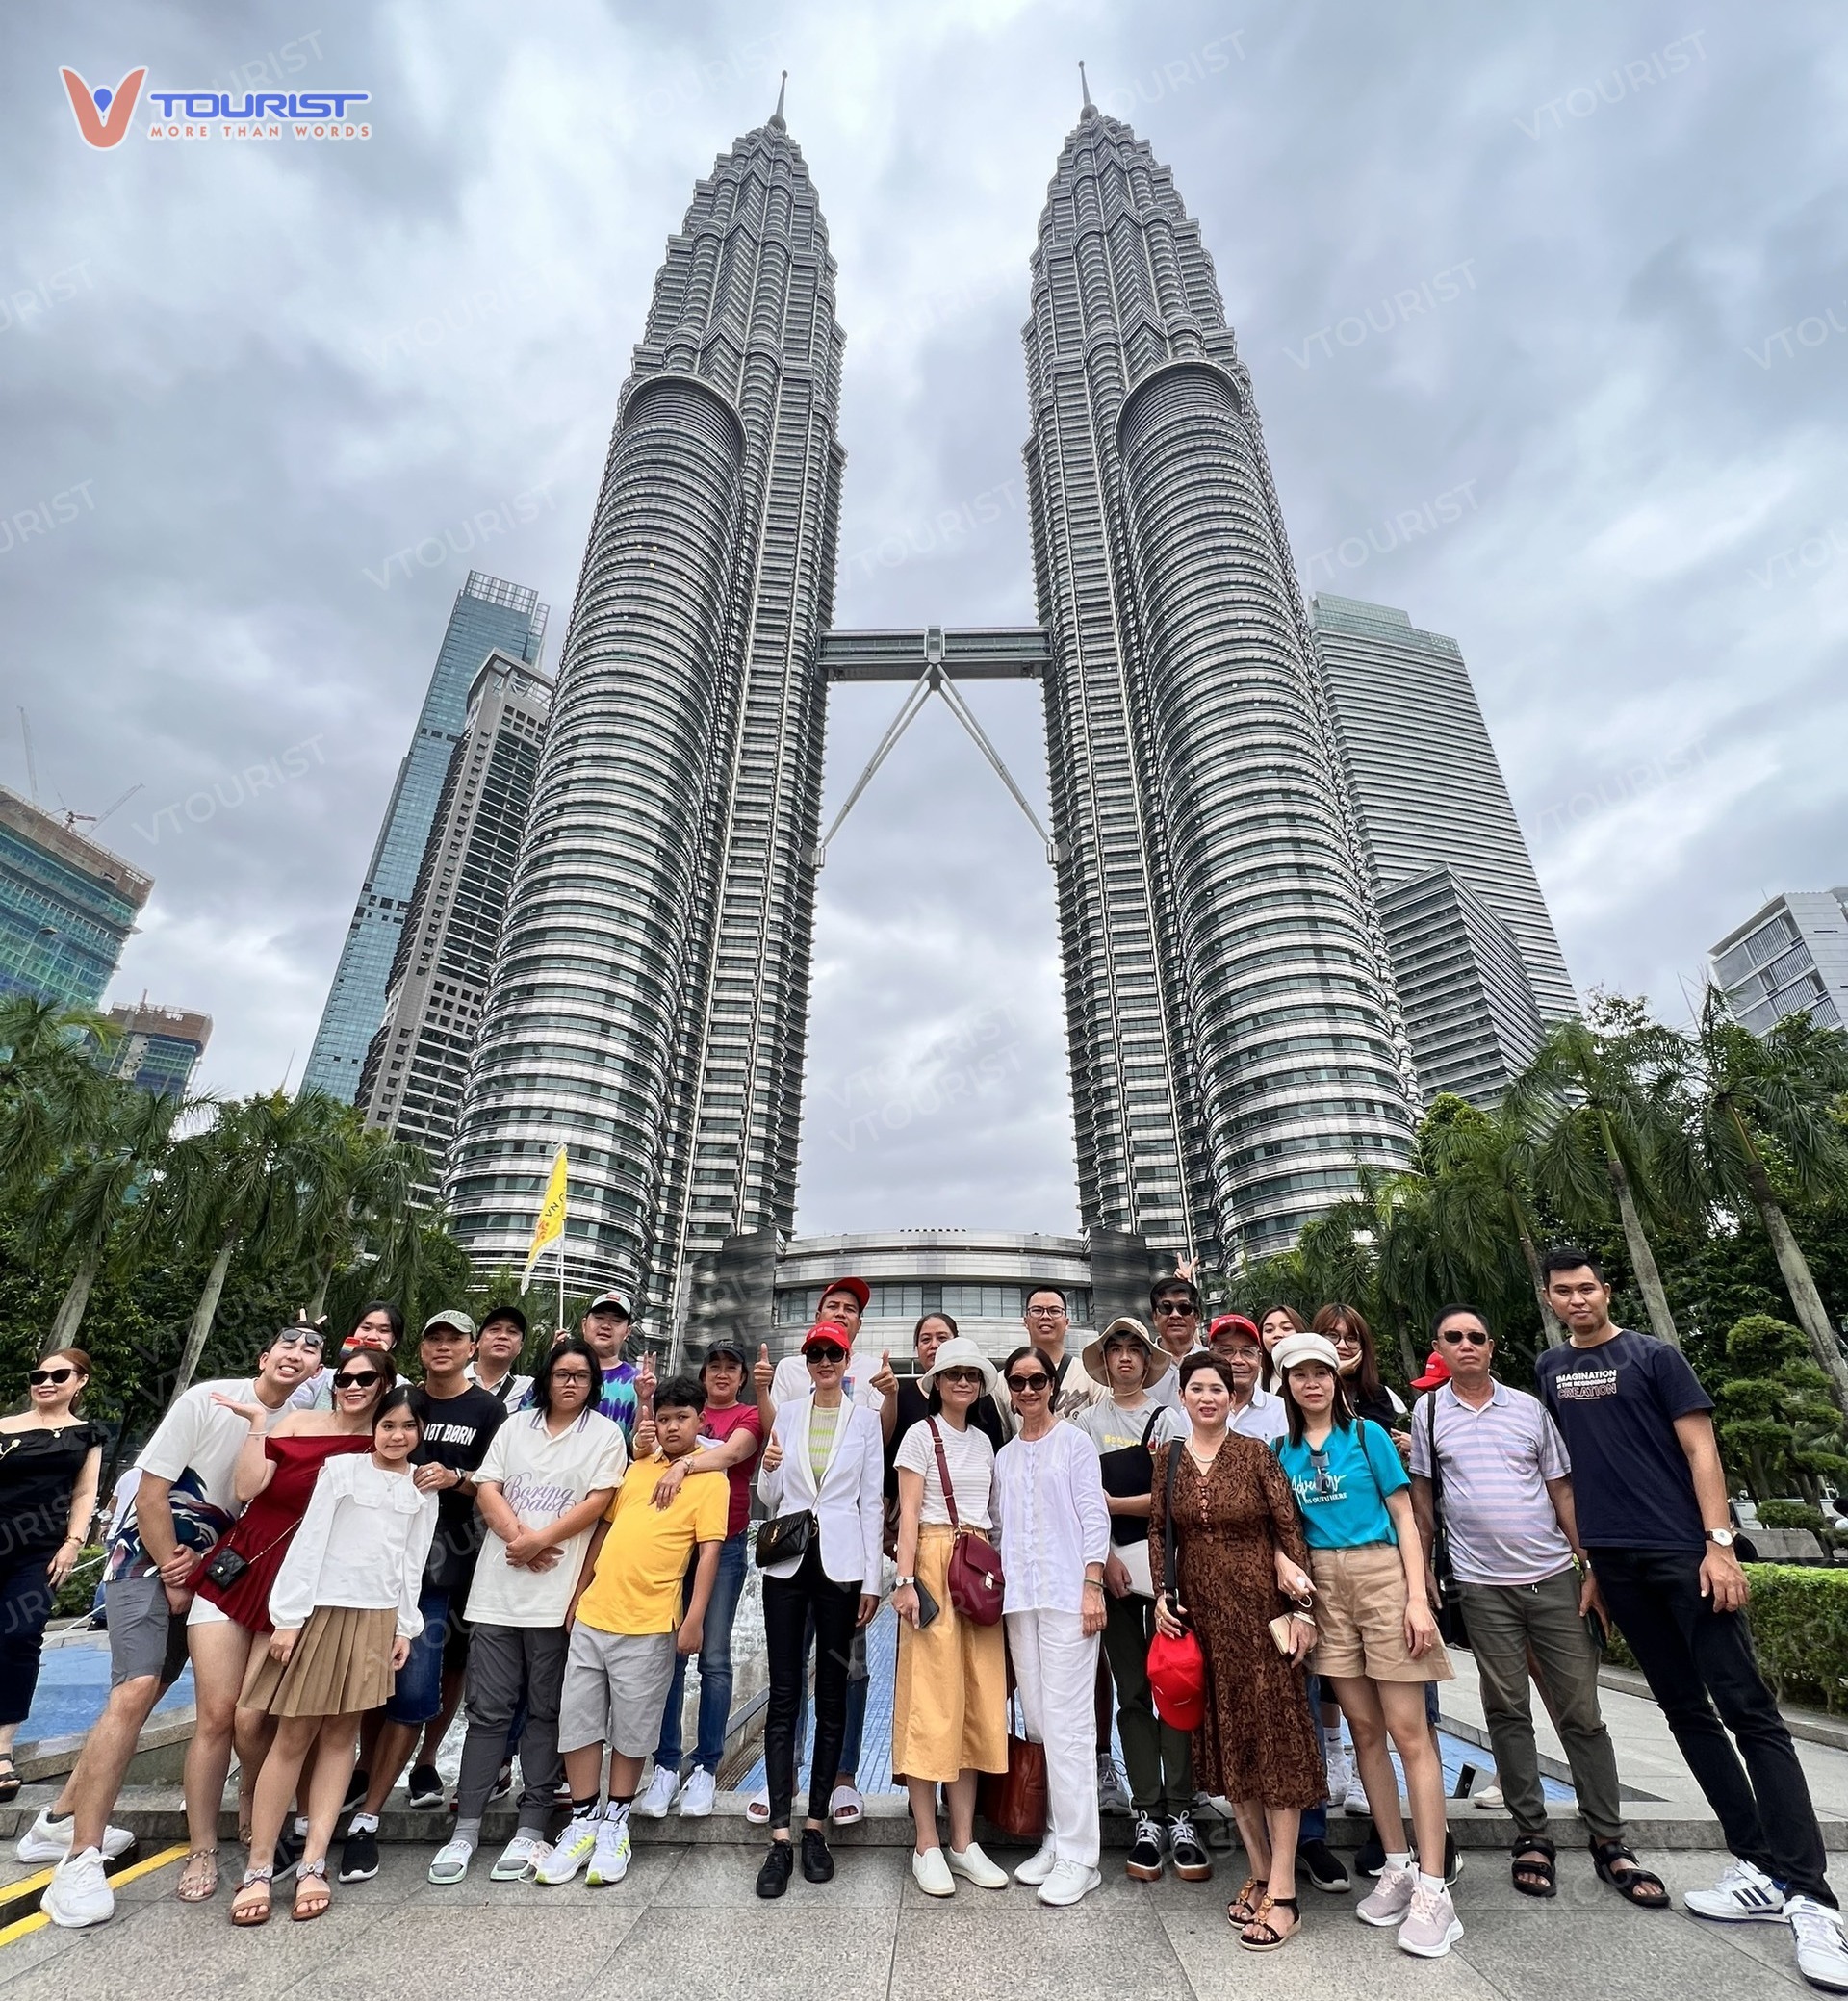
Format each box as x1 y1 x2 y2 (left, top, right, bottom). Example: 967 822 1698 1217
1511 1836 1556 1898
1590 1837 1669 1908
0 1757 18 1804
1240 1893 1301 1951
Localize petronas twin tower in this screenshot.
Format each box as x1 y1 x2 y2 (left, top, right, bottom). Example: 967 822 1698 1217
445 85 1416 1307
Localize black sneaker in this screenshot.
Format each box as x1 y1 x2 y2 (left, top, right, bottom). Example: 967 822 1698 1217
343 1767 369 1816
1297 1837 1350 1893
488 1761 513 1804
800 1826 834 1884
275 1820 306 1875
338 1824 380 1884
1127 1812 1165 1882
756 1840 794 1900
1167 1812 1213 1883
405 1762 444 1809
1444 1832 1463 1886
1356 1825 1386 1878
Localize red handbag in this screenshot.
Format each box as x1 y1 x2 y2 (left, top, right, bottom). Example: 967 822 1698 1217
929 1419 1006 1626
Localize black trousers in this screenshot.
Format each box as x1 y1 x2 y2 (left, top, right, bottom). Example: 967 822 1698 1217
0 1556 55 1729
1592 1546 1832 1903
762 1542 860 1833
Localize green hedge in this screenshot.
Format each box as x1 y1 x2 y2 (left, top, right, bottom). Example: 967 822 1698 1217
1605 1563 1848 1712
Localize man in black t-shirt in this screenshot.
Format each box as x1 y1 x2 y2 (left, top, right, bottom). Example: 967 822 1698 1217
1537 1250 1848 1990
342 1310 506 1880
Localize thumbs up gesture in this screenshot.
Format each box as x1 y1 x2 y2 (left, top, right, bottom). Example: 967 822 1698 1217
869 1348 897 1397
754 1342 775 1392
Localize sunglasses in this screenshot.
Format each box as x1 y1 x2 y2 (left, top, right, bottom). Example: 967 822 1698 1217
1007 1372 1051 1393
937 1368 985 1386
333 1370 386 1391
805 1347 848 1365
1152 1300 1195 1317
272 1332 324 1351
28 1367 77 1387
1439 1328 1491 1346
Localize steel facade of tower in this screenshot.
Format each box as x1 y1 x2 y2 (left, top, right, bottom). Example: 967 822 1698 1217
1023 102 1413 1266
303 573 549 1103
446 101 843 1299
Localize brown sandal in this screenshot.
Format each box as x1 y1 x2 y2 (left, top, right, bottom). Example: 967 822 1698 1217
1226 1874 1263 1926
230 1868 271 1926
1241 1893 1301 1951
292 1860 331 1922
177 1848 219 1902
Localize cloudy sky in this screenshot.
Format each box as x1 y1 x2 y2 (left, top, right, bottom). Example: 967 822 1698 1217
7 1 1842 1239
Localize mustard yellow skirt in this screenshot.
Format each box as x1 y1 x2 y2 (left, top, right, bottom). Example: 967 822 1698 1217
240 1603 398 1718
892 1526 1009 1783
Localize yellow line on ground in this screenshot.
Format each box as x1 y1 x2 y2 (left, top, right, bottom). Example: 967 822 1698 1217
0 1843 189 1948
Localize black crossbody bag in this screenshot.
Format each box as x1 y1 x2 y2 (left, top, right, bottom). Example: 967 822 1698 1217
1421 1399 1472 1649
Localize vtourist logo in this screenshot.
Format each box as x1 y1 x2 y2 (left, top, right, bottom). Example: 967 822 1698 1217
61 64 372 144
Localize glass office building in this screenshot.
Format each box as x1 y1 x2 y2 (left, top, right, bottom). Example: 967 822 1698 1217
1710 890 1848 1033
0 785 151 1010
103 1001 212 1097
302 572 549 1102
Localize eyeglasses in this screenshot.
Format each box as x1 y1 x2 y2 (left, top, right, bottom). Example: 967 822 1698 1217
1439 1328 1491 1347
332 1371 385 1391
1152 1300 1195 1317
28 1367 76 1387
937 1368 984 1386
272 1332 324 1351
1007 1372 1051 1393
1024 1304 1065 1319
1329 1330 1362 1347
551 1369 594 1385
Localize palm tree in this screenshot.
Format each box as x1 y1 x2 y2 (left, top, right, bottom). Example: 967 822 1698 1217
292 1094 427 1320
1295 1167 1450 1373
1685 989 1848 1409
0 995 116 1201
32 1080 193 1354
1508 997 1691 1348
1420 1095 1567 1345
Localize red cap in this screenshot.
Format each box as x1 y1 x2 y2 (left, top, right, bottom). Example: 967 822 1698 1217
801 1321 853 1359
1410 1348 1452 1390
1208 1313 1261 1345
1146 1628 1207 1732
819 1275 870 1312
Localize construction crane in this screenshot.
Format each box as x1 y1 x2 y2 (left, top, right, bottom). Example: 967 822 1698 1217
64 783 142 834
17 709 38 804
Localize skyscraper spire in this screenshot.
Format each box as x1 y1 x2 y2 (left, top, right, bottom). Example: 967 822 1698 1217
770 69 787 129
1078 59 1094 115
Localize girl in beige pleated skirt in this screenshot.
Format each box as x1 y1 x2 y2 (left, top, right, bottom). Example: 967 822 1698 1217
231 1388 438 1924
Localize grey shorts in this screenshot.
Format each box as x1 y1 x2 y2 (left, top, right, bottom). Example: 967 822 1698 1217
557 1625 677 1758
106 1574 191 1689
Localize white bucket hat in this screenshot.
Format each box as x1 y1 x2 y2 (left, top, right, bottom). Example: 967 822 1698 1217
917 1335 1000 1398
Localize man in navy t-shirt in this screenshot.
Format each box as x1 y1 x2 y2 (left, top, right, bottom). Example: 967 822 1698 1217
1537 1249 1846 1992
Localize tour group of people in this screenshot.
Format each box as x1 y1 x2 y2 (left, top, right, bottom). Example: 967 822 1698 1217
6 1249 1846 1987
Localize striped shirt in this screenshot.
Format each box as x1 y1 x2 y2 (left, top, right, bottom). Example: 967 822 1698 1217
1409 1380 1573 1586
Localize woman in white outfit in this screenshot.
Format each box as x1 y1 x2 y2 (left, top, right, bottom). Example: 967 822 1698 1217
992 1343 1111 1908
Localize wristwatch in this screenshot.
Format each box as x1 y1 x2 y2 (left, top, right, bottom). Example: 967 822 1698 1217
895 1575 915 1588
1706 1527 1735 1549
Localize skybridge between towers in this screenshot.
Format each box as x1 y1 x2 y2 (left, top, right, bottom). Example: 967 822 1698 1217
813 625 1059 867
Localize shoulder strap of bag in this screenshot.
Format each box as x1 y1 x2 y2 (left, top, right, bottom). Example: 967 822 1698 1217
1162 1437 1181 1599
1422 1396 1454 1578
1139 1410 1163 1448
927 1417 962 1532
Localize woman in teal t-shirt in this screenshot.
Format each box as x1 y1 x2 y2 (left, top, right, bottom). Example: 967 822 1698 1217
1272 1333 1460 1961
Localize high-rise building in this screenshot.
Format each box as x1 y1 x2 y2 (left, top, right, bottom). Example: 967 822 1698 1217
1311 594 1576 1031
446 90 1423 1305
356 650 553 1179
1376 869 1545 1104
103 1001 212 1097
0 785 151 1010
1710 889 1848 1033
302 572 549 1103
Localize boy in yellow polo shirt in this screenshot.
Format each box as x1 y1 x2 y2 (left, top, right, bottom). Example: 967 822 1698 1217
536 1372 728 1887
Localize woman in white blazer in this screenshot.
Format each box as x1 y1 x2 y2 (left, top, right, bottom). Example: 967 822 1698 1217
753 1321 884 1899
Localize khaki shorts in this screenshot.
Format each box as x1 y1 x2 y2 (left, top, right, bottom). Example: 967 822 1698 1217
557 1624 678 1757
1309 1543 1453 1684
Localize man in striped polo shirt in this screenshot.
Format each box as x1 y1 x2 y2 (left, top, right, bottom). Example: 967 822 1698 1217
1409 1303 1665 1910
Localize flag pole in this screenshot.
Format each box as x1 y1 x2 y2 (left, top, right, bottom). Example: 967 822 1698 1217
557 1236 566 1340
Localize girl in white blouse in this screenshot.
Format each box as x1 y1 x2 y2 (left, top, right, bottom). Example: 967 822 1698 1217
232 1389 438 1924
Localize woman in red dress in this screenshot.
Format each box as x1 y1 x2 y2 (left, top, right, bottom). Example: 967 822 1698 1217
174 1347 392 1901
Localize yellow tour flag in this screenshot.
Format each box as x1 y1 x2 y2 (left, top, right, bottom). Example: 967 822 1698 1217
522 1147 569 1284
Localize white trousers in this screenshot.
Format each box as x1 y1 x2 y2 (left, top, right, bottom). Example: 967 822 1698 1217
1007 1606 1100 1869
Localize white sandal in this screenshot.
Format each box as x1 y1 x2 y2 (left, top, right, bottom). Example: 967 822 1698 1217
830 1782 864 1826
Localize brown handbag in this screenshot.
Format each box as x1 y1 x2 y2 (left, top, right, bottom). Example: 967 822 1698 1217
977 1697 1048 1839
928 1419 1005 1626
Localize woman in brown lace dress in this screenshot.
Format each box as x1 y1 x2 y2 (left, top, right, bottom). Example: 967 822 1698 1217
1152 1351 1323 1952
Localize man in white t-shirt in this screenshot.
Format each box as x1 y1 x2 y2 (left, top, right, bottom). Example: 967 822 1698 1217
35 1330 321 1928
426 1336 627 1886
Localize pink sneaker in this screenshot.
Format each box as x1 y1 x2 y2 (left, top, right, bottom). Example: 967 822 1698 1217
1355 1862 1416 1927
1397 1879 1463 1958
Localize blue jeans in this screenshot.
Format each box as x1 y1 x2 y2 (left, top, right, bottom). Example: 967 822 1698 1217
654 1532 749 1773
383 1586 451 1725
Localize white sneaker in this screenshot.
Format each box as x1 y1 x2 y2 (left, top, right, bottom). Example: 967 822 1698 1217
1473 1783 1504 1809
1014 1842 1059 1886
16 1809 134 1864
745 1787 771 1825
1344 1770 1373 1813
1097 1756 1132 1815
911 1846 956 1896
1356 1862 1417 1927
490 1833 547 1881
1789 1897 1848 1992
533 1816 599 1885
946 1841 1009 1889
679 1769 717 1818
1684 1857 1787 1922
634 1766 680 1819
427 1839 474 1885
41 1846 113 1929
1322 1745 1353 1809
587 1812 631 1887
1397 1879 1464 1958
1039 1859 1102 1907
